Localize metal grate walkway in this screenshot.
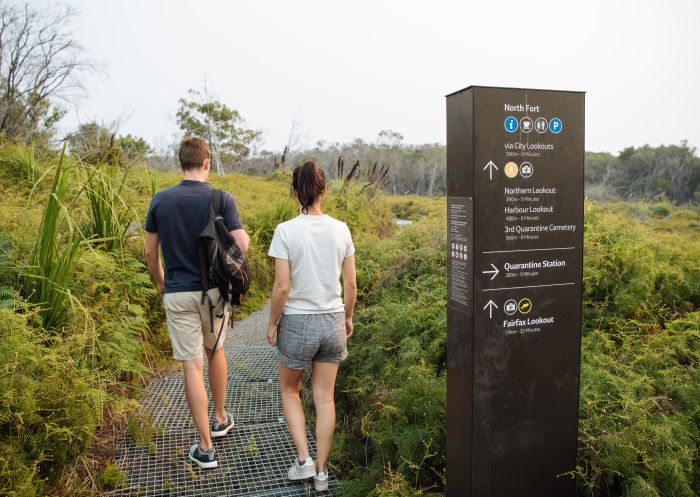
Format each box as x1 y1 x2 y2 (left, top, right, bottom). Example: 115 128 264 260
112 304 340 496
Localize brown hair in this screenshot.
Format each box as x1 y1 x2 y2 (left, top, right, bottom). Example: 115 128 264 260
292 161 326 214
178 137 211 170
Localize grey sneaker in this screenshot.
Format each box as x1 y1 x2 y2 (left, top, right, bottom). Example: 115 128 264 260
188 443 218 469
314 471 329 491
211 412 235 438
287 457 316 480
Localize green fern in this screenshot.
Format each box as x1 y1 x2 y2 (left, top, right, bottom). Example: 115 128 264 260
622 477 659 497
0 286 12 308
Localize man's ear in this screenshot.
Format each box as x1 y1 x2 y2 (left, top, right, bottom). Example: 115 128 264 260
203 158 210 171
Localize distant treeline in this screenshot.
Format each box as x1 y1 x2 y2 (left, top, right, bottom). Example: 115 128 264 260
237 138 700 204
96 123 698 204
237 130 447 197
585 141 700 204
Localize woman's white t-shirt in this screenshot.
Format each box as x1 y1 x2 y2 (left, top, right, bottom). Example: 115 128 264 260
268 213 355 314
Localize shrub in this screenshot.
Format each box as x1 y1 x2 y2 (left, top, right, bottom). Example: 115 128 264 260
98 463 127 490
0 304 104 491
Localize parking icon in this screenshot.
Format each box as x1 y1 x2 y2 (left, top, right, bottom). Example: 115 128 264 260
504 116 518 133
549 118 562 134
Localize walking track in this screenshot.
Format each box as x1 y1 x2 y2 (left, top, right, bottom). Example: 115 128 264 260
113 303 340 496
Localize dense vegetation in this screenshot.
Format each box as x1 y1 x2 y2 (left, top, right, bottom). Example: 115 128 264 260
0 145 293 494
0 141 698 496
329 196 700 497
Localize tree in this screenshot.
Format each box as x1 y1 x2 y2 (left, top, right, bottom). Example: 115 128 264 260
68 121 152 166
118 133 153 163
584 142 700 204
0 2 92 143
176 88 260 173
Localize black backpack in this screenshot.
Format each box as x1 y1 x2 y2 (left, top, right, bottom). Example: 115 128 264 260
196 188 252 360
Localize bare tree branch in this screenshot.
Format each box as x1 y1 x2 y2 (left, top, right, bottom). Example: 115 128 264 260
0 2 93 141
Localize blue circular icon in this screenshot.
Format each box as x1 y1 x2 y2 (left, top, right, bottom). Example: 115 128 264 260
549 118 562 134
504 116 518 133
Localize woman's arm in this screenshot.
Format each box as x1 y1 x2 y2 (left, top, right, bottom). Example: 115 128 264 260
342 255 357 337
266 258 291 346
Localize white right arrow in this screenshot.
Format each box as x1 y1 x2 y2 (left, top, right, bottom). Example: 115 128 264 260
482 263 500 280
483 160 498 180
483 299 498 319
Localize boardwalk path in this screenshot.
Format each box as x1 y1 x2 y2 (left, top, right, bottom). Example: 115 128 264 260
113 303 340 496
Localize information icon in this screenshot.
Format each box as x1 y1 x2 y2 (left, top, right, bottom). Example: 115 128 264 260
535 117 548 133
520 116 533 133
520 162 533 178
504 162 519 178
549 118 562 134
504 116 518 133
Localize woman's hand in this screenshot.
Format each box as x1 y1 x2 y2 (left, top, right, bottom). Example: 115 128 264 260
345 317 353 337
266 322 278 347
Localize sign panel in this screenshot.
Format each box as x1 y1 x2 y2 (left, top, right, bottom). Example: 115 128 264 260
446 86 584 497
448 196 473 314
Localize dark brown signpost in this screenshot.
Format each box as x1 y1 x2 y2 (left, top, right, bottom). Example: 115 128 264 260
446 86 584 497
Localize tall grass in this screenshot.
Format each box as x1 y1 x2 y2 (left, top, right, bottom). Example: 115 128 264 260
0 143 39 184
248 197 298 248
83 162 133 251
20 146 83 330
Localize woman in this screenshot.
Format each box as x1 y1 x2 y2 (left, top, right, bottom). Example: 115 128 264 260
266 161 357 491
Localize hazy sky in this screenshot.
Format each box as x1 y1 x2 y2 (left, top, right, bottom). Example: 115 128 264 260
54 0 699 154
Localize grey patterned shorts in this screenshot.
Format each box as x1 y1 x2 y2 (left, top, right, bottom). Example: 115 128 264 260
277 312 348 370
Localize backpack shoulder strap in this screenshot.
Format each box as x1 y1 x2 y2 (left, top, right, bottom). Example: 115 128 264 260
212 188 223 217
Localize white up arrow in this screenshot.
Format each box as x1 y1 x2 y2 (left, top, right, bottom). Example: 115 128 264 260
482 263 500 280
483 160 498 180
483 300 498 319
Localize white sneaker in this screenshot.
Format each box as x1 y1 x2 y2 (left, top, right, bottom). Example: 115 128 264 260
314 471 329 491
287 457 316 480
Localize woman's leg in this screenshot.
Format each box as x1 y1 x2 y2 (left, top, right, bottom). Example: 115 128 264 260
278 362 310 461
311 361 339 473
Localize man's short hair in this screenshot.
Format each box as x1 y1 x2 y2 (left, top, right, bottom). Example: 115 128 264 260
178 137 211 170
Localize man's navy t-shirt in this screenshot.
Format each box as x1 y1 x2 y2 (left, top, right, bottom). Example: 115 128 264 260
145 180 243 293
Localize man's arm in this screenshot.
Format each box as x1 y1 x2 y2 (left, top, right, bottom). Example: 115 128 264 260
266 258 291 346
342 255 357 337
144 231 165 295
231 228 250 253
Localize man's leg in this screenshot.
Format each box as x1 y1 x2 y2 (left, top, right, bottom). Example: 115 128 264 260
279 363 309 461
200 290 230 424
182 356 213 451
311 361 339 474
206 346 228 422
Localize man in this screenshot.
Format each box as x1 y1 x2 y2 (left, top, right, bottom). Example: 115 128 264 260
144 137 250 469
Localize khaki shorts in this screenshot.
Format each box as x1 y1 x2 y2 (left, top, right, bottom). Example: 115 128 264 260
163 288 229 361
